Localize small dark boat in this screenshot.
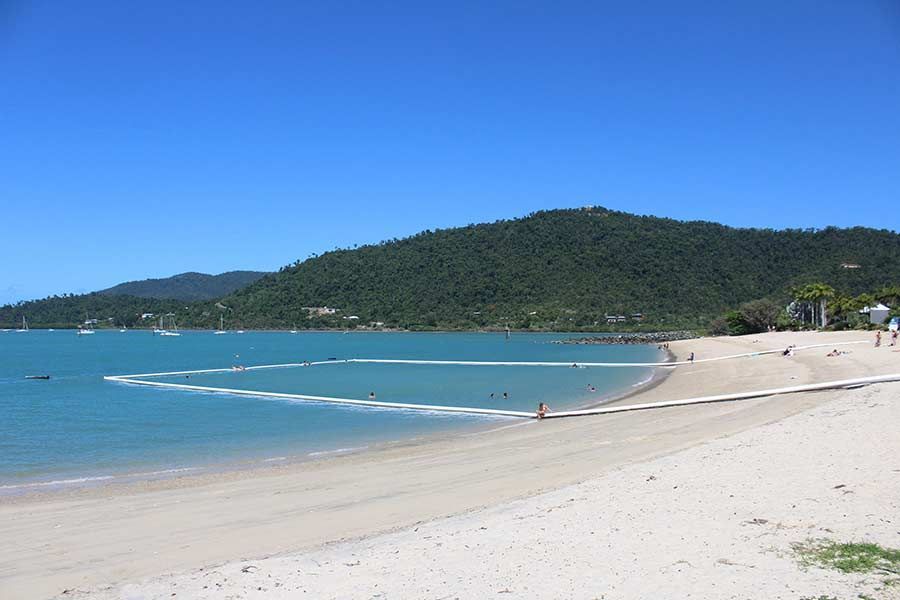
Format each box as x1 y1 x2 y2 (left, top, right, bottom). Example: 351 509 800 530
25 375 51 380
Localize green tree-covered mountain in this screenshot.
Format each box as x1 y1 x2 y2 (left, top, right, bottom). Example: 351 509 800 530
224 208 900 329
3 208 898 330
99 271 267 301
0 294 190 330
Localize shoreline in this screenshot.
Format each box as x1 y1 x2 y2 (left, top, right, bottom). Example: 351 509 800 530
3 326 701 335
1 349 669 500
580 346 676 410
2 331 896 599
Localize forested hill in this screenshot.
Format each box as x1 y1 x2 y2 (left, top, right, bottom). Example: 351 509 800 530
3 208 898 330
99 271 267 301
224 208 900 329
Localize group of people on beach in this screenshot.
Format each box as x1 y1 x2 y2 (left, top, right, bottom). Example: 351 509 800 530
874 330 898 348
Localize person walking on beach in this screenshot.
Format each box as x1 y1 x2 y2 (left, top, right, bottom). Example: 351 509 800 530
688 352 695 363
536 402 551 419
875 331 882 347
892 330 898 347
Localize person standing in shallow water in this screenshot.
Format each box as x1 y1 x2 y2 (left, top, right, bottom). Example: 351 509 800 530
536 402 551 419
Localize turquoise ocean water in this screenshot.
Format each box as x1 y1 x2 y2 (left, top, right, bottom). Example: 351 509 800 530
0 330 663 492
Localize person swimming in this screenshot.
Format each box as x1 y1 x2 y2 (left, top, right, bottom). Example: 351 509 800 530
536 402 551 419
369 391 376 400
503 392 508 400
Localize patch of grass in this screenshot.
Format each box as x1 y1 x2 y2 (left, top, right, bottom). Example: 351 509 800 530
793 539 900 575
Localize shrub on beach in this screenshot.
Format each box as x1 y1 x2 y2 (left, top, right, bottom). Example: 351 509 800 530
712 299 782 335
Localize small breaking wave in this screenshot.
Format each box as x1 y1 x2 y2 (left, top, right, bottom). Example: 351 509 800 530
307 446 367 457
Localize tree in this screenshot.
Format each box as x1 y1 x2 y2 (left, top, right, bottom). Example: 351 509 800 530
875 285 900 308
737 299 780 332
792 283 835 328
855 292 876 310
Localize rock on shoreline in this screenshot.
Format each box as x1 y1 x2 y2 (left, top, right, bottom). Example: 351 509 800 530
553 331 698 345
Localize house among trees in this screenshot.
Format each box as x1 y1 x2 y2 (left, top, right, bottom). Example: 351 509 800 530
303 306 339 316
860 303 890 324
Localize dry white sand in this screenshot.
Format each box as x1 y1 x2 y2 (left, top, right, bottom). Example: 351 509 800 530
1 331 897 599
96 380 900 600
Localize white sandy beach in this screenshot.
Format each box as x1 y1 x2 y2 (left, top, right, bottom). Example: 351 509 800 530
2 331 899 599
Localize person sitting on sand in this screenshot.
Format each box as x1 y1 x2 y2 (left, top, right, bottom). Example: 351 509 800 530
536 402 551 419
826 349 840 357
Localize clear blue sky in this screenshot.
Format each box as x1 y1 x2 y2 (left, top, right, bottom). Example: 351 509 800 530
1 1 898 304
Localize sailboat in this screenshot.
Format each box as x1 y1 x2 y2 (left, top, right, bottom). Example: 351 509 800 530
153 315 166 335
16 316 29 332
214 315 227 335
119 323 127 333
159 315 182 337
77 318 95 335
290 322 298 334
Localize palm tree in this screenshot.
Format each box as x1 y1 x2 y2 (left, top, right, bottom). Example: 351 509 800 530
793 283 835 328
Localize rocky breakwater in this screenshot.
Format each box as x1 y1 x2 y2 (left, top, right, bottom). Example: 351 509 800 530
554 331 698 345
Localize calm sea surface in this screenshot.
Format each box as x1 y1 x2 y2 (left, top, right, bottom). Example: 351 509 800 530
0 330 663 492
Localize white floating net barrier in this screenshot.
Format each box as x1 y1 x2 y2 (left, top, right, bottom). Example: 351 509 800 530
104 340 895 420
